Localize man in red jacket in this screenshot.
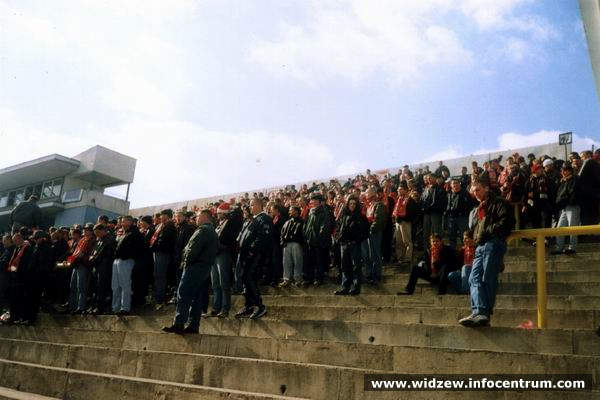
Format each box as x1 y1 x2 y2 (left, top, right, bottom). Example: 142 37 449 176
392 181 417 265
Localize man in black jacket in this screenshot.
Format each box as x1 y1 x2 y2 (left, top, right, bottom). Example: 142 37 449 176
22 231 53 324
235 198 272 320
421 174 446 250
9 195 42 234
0 235 15 313
397 234 457 295
149 209 177 309
280 206 304 287
303 193 332 286
551 165 582 255
459 176 515 327
334 196 369 296
169 210 196 302
4 232 33 324
445 179 475 249
112 216 144 315
205 203 242 318
163 209 218 334
578 150 600 226
89 224 115 314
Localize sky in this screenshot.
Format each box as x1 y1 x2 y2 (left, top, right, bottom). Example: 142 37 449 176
1 0 599 208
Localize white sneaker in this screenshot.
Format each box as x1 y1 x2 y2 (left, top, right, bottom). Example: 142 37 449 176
459 314 490 327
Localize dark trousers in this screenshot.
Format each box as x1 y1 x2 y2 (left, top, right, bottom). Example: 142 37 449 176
340 242 362 290
270 243 283 284
305 244 328 283
240 254 263 308
94 260 112 311
174 266 210 329
382 219 394 263
132 258 151 307
405 263 455 294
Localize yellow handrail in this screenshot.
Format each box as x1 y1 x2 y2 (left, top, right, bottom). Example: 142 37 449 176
507 224 600 329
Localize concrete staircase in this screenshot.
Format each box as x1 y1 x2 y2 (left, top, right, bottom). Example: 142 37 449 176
0 244 599 399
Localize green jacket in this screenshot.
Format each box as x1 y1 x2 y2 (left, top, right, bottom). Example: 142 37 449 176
180 223 218 270
368 201 387 235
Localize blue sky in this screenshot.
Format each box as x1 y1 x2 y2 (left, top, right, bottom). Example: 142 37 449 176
1 0 599 208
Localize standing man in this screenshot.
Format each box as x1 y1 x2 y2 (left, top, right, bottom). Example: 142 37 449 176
392 181 417 265
303 193 332 286
149 209 177 310
5 232 33 324
68 224 96 314
205 203 241 318
235 198 272 319
365 187 387 285
279 206 305 287
9 195 42 234
170 210 196 303
112 216 144 316
551 165 582 255
421 174 446 250
88 224 115 314
445 179 474 249
163 209 218 334
459 177 515 327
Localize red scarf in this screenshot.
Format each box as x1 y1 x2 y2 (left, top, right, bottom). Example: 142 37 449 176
366 201 379 223
430 243 442 274
8 241 30 272
150 223 164 247
462 244 475 265
477 200 488 221
392 195 409 218
68 236 94 265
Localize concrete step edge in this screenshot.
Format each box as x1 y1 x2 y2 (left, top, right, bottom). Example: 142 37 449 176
0 386 59 400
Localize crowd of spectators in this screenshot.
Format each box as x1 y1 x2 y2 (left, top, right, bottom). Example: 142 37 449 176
0 149 598 329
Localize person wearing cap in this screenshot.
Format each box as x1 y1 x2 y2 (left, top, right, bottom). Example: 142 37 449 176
303 193 333 286
163 209 218 334
88 224 115 314
9 195 42 235
149 209 177 310
459 176 514 328
112 215 144 315
204 202 242 318
551 164 582 255
68 223 96 314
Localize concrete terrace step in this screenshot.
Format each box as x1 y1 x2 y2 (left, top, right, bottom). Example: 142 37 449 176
0 387 59 400
1 327 599 381
505 243 600 257
30 314 600 356
0 358 308 400
0 359 595 400
377 270 600 284
0 338 385 400
254 281 600 296
226 294 600 311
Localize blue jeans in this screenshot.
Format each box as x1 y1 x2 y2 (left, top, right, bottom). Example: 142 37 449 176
153 252 171 303
175 265 210 329
448 264 472 294
469 239 507 317
211 251 233 313
70 266 90 310
447 214 469 249
366 231 383 282
555 205 581 251
111 259 134 312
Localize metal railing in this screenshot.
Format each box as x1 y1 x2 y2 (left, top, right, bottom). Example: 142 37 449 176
507 225 600 329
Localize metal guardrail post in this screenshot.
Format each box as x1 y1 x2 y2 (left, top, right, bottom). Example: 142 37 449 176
535 235 547 329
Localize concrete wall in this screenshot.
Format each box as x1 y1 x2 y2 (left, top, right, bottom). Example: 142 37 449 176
53 206 121 228
72 145 137 184
131 142 569 217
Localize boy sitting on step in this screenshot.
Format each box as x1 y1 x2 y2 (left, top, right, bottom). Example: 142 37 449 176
397 234 458 296
447 231 475 294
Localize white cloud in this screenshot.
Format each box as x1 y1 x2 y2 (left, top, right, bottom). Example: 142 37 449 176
248 0 557 85
0 107 339 208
